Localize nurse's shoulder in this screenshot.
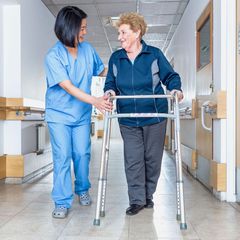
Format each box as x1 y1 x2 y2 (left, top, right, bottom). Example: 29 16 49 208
45 41 68 66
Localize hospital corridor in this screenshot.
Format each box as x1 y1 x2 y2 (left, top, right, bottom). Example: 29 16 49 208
0 0 240 239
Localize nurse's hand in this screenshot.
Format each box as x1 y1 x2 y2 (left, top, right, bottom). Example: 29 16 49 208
93 96 113 114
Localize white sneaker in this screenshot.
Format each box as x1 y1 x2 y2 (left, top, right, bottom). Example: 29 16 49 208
52 206 68 218
79 191 92 206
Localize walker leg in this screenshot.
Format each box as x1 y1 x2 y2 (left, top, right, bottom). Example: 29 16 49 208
174 96 187 230
174 117 181 221
100 118 112 217
93 114 110 226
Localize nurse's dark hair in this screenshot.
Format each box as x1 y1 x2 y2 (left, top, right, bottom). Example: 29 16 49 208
54 6 87 47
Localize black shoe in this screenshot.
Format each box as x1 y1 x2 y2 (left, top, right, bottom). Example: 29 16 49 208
144 199 154 208
126 204 144 216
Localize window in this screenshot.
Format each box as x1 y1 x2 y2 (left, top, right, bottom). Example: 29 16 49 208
196 1 212 71
199 18 210 69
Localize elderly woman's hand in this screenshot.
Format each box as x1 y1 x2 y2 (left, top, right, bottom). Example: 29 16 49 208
104 90 116 98
170 89 184 102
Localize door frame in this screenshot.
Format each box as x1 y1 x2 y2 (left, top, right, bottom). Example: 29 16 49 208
236 0 240 201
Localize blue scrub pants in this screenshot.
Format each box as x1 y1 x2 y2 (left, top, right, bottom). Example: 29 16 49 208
48 122 91 208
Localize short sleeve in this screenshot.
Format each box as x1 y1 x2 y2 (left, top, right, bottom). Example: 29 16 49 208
92 47 104 76
44 52 70 88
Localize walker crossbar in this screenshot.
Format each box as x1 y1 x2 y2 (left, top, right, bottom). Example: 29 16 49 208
110 94 172 99
93 94 187 230
108 113 175 119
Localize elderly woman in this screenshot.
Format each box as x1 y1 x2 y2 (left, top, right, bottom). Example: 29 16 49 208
104 12 183 216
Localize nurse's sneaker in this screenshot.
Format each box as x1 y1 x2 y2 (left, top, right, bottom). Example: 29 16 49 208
52 206 68 219
79 191 92 206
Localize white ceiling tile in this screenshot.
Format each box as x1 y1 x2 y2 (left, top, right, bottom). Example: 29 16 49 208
85 16 102 26
43 0 95 4
141 0 182 2
71 4 98 16
105 26 118 34
146 41 164 49
140 1 180 15
41 0 190 61
46 5 59 16
96 0 134 2
169 24 177 33
46 4 98 16
85 33 106 40
144 14 182 25
177 1 189 14
97 2 136 16
147 25 171 34
109 41 121 49
143 33 167 41
94 47 112 55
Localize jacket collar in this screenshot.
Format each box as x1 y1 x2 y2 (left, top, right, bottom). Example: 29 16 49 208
119 40 151 59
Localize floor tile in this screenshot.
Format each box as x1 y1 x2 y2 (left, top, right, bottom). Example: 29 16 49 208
0 138 240 240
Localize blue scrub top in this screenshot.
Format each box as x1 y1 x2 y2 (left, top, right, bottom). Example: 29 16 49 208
44 41 104 125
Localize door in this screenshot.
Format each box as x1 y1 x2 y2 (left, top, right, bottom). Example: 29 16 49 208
236 0 240 201
196 0 213 188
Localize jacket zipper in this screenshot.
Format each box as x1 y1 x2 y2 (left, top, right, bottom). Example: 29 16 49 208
131 61 139 126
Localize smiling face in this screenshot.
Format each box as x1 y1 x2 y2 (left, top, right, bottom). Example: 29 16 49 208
78 18 87 43
118 24 140 52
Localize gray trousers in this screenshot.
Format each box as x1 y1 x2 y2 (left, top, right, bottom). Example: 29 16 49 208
120 120 167 205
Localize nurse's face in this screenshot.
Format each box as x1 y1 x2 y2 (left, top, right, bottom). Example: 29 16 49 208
118 24 140 51
78 18 87 43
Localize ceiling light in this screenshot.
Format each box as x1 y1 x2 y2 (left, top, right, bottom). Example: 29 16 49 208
109 16 119 27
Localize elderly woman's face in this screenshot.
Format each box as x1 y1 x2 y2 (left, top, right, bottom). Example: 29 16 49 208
118 24 140 51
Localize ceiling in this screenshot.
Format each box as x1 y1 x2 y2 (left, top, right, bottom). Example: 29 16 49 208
41 0 190 65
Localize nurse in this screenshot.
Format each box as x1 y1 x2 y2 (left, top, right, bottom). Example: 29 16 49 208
44 6 112 219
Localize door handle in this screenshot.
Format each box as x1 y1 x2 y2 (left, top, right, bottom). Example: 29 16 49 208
201 101 217 132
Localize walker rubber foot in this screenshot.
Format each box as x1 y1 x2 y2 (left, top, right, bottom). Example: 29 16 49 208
100 211 105 217
176 214 181 221
180 223 187 230
93 219 100 226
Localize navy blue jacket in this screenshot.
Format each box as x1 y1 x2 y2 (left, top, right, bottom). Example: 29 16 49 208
104 40 182 127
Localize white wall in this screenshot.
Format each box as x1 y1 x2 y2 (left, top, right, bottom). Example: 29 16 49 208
167 0 237 201
0 0 55 100
3 4 21 97
0 0 55 156
0 1 21 156
0 6 3 155
4 121 22 155
213 0 236 201
166 0 210 106
0 6 3 97
0 123 3 156
21 0 56 101
165 0 210 150
0 1 19 96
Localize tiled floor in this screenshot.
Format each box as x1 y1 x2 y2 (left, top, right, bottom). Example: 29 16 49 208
1 138 240 240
